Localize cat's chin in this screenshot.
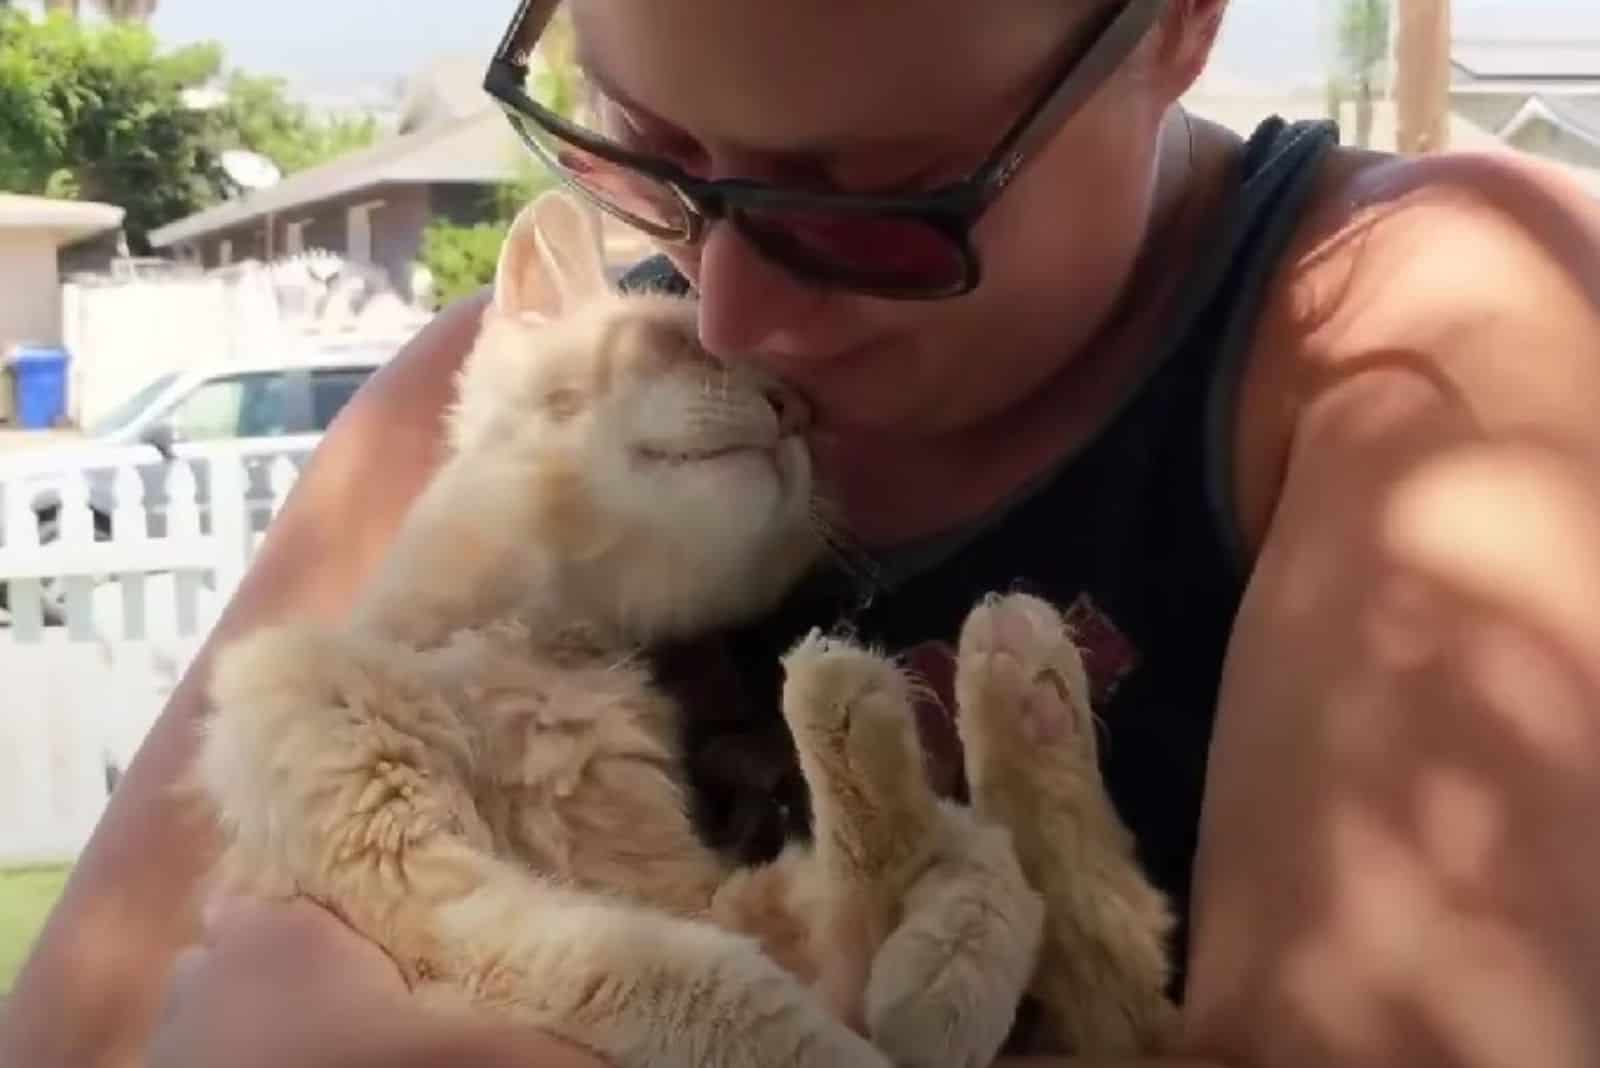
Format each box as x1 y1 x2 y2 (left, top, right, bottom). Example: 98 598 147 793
633 433 811 510
632 443 777 467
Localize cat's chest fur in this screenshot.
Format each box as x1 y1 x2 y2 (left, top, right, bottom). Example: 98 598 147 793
425 620 726 918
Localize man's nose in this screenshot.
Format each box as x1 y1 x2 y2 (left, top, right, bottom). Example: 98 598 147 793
693 220 828 360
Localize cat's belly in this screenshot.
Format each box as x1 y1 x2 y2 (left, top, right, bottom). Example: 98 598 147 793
446 639 734 919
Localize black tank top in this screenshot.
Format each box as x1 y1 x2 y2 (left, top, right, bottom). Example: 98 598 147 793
624 116 1340 1002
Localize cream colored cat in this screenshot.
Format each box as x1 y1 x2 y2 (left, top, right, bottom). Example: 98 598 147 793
194 189 1175 1068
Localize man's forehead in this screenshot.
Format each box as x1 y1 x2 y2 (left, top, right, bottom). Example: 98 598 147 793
564 1 1076 157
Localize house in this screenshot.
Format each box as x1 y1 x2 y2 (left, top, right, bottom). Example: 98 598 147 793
1182 84 1507 157
148 56 525 302
1183 46 1600 202
1449 35 1600 172
0 194 125 422
1496 95 1600 172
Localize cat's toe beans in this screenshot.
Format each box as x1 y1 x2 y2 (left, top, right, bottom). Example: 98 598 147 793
957 593 1094 749
1013 662 1094 749
780 632 909 738
957 592 1065 662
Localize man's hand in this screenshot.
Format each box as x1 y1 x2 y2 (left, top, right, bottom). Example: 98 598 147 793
146 896 414 1068
147 896 614 1068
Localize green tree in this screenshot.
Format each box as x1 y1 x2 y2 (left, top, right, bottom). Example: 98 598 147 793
0 11 380 252
217 71 379 176
0 10 230 250
1330 0 1391 148
98 0 157 19
416 12 584 309
417 156 559 309
43 0 158 22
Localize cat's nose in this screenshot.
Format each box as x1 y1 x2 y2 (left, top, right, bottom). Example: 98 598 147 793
765 385 812 436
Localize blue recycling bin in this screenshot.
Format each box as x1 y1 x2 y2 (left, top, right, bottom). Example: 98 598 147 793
9 345 70 429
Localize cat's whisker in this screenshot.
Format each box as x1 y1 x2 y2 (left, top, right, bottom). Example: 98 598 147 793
807 499 885 598
606 646 648 674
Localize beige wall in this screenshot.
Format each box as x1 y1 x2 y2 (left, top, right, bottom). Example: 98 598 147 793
0 230 63 422
0 230 62 353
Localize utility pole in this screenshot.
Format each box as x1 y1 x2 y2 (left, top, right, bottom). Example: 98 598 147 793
1394 0 1453 153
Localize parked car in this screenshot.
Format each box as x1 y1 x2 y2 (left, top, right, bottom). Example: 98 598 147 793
0 338 399 624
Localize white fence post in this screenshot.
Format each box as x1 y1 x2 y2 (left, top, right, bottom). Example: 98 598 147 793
58 472 97 644
0 436 317 866
209 452 250 599
112 464 149 643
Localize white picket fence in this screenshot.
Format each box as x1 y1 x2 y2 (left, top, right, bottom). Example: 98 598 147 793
0 438 317 866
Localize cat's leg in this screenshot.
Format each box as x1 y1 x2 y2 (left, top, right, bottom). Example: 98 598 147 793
197 620 532 975
422 868 900 1068
953 592 1180 1056
198 621 889 1068
776 631 1045 1068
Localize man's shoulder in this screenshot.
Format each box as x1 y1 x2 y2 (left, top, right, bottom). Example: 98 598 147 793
1231 144 1600 552
1274 145 1600 356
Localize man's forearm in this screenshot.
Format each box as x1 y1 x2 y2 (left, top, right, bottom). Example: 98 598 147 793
995 1057 1224 1068
324 1013 609 1068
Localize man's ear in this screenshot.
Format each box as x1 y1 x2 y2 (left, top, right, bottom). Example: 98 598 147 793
1153 0 1229 98
492 187 611 320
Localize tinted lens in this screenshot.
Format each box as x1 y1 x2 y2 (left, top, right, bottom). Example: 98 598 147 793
734 205 970 294
504 109 694 240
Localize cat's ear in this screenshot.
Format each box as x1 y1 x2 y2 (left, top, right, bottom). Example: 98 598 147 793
493 188 611 320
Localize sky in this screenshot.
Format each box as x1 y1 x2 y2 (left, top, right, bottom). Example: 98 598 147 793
133 0 1600 98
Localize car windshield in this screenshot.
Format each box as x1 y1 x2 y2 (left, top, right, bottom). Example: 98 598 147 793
87 371 180 437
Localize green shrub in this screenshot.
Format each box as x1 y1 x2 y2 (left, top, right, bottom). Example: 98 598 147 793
417 218 508 310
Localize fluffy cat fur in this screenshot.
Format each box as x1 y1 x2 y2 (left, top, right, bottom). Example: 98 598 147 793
194 189 1177 1068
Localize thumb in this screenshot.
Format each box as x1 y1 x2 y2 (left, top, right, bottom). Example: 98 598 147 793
198 892 264 946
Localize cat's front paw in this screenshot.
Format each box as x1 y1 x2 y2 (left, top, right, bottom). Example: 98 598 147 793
954 593 1097 766
779 629 923 787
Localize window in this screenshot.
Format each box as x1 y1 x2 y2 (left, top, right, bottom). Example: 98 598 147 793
284 220 309 256
346 200 384 263
310 367 373 430
89 371 180 437
167 373 293 442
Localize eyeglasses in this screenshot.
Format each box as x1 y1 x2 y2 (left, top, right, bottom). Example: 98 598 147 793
484 0 1166 301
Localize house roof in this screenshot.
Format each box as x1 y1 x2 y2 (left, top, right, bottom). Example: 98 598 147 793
1182 88 1600 201
1493 95 1600 170
148 107 524 249
1452 38 1600 82
0 194 124 245
1534 94 1600 144
397 54 491 134
1181 90 1506 155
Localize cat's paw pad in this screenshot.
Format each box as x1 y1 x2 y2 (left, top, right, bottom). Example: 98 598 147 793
955 593 1094 751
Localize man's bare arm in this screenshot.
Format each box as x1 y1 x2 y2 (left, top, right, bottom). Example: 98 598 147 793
0 292 486 1068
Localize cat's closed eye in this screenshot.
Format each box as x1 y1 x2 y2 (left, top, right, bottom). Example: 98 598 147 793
543 388 587 423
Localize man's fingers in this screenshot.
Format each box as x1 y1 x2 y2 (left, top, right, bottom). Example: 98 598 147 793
163 945 207 1003
201 895 321 949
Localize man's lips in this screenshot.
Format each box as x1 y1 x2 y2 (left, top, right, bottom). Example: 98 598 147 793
750 336 889 381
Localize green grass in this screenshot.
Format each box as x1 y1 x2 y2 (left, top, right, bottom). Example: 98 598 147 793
0 866 70 993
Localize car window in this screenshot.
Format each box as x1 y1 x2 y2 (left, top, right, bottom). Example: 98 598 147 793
168 373 293 441
310 367 373 430
88 371 180 437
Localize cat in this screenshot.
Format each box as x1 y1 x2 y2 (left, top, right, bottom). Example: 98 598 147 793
192 188 1176 1068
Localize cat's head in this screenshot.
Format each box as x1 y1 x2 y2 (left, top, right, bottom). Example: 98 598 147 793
448 190 825 642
